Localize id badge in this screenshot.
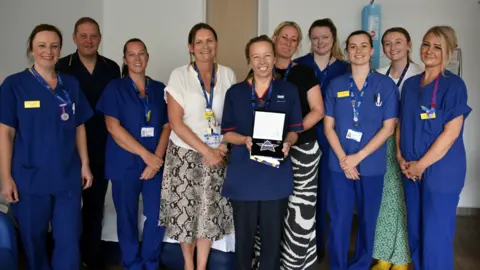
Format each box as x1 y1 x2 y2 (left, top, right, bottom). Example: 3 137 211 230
346 129 362 142
204 110 215 119
204 133 220 148
420 112 436 120
141 127 155 138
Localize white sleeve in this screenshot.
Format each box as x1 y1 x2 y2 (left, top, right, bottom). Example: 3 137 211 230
164 68 185 108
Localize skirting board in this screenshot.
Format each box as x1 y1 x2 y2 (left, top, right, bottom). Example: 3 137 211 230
457 207 480 216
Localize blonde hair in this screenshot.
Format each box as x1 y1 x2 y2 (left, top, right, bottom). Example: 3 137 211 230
272 21 303 54
308 18 345 60
423 26 458 71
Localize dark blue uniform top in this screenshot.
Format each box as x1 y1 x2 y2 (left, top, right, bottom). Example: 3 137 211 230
56 52 120 168
96 77 168 181
399 71 471 193
221 80 303 201
294 54 350 147
0 70 93 194
324 72 399 176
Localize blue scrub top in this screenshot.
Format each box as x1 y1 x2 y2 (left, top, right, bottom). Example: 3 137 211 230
324 72 399 176
96 77 168 181
399 71 471 193
221 80 304 201
0 70 93 195
294 53 349 96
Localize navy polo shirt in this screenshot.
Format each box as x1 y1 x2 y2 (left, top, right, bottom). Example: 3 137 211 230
0 70 93 194
56 52 120 168
324 72 399 176
221 80 303 201
96 77 168 181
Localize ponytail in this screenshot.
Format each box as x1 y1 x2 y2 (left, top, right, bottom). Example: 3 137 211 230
121 64 128 78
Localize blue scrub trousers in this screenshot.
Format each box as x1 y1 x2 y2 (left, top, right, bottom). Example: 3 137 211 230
327 171 384 270
316 121 329 258
403 177 460 270
0 211 18 270
12 189 82 270
111 174 165 270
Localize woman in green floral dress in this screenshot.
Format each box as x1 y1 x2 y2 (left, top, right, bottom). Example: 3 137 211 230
372 27 424 270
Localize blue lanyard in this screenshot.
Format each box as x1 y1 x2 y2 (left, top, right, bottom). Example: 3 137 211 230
130 77 151 125
386 62 410 87
311 54 333 89
251 79 273 112
349 71 372 129
273 61 293 81
31 66 72 105
193 62 215 110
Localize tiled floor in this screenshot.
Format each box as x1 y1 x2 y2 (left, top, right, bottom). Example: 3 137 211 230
20 216 479 270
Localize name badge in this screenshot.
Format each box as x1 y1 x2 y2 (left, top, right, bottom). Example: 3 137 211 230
204 133 220 148
141 127 154 137
204 111 214 119
346 129 362 142
24 101 40 108
420 112 436 120
337 91 350 98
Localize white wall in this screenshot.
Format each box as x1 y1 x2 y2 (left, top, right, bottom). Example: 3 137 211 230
0 0 478 207
101 0 205 83
0 0 103 82
262 0 480 207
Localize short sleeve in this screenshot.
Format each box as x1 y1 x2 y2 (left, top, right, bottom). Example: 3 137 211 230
221 87 236 134
228 68 237 85
74 82 93 126
287 86 304 132
0 77 18 128
324 83 335 118
382 79 399 120
443 77 472 123
96 80 120 120
164 68 185 108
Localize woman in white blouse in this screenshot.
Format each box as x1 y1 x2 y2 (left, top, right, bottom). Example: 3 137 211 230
159 23 236 270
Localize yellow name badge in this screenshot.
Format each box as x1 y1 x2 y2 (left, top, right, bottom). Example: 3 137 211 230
24 101 40 108
420 112 436 120
337 90 350 98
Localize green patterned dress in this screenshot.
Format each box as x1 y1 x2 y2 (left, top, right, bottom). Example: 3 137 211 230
372 136 410 265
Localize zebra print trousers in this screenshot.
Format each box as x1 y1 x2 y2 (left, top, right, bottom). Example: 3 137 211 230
253 141 320 270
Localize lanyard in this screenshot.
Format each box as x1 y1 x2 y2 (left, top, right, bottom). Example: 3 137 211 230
311 54 333 89
273 61 293 81
130 77 151 124
193 62 215 110
349 71 372 129
251 79 273 112
419 74 440 114
31 66 72 105
386 62 410 87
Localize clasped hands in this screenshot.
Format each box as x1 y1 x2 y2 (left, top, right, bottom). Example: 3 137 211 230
141 151 165 180
339 154 362 180
202 143 229 168
396 155 426 181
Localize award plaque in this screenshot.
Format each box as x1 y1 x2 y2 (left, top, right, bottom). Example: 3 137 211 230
251 110 286 159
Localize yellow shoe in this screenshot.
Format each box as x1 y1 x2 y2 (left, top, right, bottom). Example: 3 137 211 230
391 264 409 270
371 260 392 270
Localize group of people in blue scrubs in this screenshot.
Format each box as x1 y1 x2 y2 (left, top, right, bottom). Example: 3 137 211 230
0 14 471 270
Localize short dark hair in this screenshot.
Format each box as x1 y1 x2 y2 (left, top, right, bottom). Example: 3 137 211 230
74 17 101 35
26 24 63 59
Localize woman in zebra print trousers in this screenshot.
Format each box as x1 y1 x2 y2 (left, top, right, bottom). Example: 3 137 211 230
254 21 324 270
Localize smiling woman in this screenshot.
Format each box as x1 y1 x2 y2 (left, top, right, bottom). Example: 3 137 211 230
0 23 94 269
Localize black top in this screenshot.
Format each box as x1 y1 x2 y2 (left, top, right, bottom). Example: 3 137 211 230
56 51 121 169
275 64 319 145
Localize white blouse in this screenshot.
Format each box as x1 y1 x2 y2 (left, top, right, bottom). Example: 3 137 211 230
165 64 236 151
377 63 424 94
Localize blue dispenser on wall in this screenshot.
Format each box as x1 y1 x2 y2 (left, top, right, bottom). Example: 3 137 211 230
362 1 382 69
